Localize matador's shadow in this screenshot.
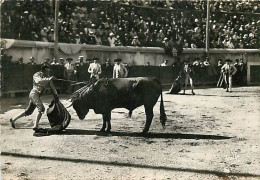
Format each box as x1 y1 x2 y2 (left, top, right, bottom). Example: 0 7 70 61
57 129 232 140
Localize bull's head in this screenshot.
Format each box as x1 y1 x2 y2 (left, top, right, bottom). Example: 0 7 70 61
70 84 96 120
72 100 89 120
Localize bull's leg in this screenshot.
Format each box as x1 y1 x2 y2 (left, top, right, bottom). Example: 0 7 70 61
128 110 133 118
102 112 111 132
106 112 111 132
142 106 154 134
100 116 106 132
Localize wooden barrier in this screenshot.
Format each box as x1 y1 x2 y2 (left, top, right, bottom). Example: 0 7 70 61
1 62 222 97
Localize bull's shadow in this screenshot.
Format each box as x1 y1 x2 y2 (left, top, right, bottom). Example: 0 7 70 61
58 129 232 140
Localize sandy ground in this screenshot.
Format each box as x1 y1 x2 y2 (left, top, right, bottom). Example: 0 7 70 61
1 86 260 180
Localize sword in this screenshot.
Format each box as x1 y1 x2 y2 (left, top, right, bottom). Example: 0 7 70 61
55 79 79 83
71 81 89 86
54 79 88 86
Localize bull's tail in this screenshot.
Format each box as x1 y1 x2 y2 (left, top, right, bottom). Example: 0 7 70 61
160 90 167 128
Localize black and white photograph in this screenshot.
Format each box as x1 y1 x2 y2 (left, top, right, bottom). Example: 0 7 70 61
0 0 260 179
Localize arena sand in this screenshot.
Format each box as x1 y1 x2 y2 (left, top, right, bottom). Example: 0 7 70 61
1 86 260 180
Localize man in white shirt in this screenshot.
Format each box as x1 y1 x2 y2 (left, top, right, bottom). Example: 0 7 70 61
108 33 116 47
183 60 195 95
88 57 102 83
113 58 128 78
221 59 237 92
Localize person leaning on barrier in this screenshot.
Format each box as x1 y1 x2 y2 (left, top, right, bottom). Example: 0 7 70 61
17 57 24 64
144 62 150 66
50 58 60 65
10 64 58 130
27 56 36 65
41 58 51 66
113 58 128 78
131 36 141 46
160 59 168 66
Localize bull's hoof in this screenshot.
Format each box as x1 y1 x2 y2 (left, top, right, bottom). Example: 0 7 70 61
106 129 111 133
100 128 106 132
142 129 149 134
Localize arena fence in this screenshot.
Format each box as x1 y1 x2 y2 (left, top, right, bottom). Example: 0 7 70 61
0 63 221 97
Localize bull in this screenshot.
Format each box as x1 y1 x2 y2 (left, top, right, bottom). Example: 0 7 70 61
70 77 167 134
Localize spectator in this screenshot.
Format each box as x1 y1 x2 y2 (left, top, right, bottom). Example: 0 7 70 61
27 57 36 65
42 58 51 66
144 62 150 66
131 36 141 46
79 32 87 44
51 58 60 65
160 59 169 66
30 31 39 41
115 35 122 46
87 32 97 44
108 33 116 47
40 27 48 42
74 34 81 44
17 57 24 64
95 34 102 45
1 1 259 49
162 37 173 56
48 29 55 42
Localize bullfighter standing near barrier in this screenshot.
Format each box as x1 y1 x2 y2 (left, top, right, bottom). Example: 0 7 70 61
221 59 237 92
183 60 195 95
113 58 128 78
88 57 102 84
64 58 76 93
10 65 58 130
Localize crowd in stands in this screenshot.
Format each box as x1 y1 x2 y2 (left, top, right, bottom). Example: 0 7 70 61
2 0 259 52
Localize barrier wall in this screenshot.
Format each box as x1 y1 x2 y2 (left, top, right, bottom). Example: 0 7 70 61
1 39 260 96
0 64 178 95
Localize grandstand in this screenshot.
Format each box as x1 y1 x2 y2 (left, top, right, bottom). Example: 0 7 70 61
1 0 259 49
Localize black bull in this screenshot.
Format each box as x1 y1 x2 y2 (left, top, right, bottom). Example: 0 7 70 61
70 77 167 134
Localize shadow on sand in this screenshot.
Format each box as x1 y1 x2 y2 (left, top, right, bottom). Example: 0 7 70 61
55 129 233 140
2 151 259 178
